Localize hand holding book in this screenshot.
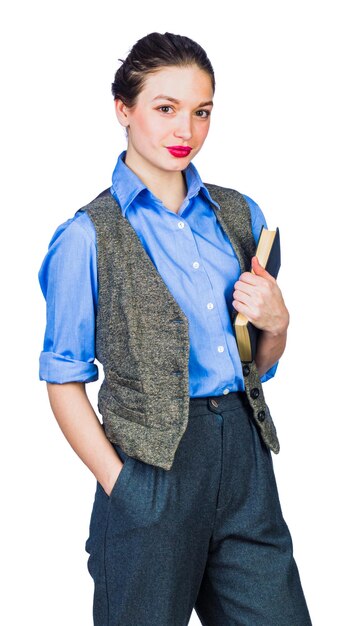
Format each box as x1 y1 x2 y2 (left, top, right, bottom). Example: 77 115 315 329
233 227 281 363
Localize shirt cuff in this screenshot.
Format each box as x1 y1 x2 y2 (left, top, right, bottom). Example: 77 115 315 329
260 361 278 383
39 351 99 384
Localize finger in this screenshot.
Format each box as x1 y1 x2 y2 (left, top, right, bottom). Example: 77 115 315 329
251 256 275 282
236 272 269 290
233 290 253 307
232 299 261 325
233 281 257 298
237 271 259 286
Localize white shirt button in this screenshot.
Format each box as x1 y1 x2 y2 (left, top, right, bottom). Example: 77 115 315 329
192 261 200 269
178 221 185 229
223 388 230 395
217 345 225 353
207 302 214 310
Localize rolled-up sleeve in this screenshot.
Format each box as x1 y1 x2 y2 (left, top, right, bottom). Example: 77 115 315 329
38 212 99 384
260 361 278 383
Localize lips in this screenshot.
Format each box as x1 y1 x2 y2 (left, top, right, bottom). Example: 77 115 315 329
166 146 192 158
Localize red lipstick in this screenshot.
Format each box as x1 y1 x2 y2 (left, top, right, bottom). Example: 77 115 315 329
166 146 192 158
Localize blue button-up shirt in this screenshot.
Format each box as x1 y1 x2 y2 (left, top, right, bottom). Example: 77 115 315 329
38 151 277 396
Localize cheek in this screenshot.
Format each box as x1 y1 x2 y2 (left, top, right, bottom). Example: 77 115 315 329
136 115 166 144
131 110 153 138
196 122 210 142
198 124 209 141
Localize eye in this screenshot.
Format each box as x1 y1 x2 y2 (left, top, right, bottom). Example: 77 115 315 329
195 109 211 118
157 105 174 114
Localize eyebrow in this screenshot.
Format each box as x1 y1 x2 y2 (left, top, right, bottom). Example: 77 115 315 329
152 95 214 107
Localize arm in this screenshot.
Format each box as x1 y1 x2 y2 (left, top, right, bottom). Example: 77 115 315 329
255 326 288 378
232 256 290 377
46 382 123 497
39 216 121 494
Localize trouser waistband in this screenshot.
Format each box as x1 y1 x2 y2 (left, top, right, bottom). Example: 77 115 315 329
189 391 249 417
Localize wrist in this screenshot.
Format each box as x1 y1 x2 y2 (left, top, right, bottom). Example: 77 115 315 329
101 456 123 496
262 318 289 339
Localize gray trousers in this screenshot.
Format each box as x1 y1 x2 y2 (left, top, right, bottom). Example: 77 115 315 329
85 392 312 625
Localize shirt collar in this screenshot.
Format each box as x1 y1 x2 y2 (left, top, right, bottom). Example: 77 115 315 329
110 150 220 215
183 160 220 210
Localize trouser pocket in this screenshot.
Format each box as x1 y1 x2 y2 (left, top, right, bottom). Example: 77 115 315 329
85 444 133 582
100 444 132 501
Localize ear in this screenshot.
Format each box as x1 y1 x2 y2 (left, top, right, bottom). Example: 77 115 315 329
114 99 130 127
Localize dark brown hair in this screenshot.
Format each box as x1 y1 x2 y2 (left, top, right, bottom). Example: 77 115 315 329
111 31 215 107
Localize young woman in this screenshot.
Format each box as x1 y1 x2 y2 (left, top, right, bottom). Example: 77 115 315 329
38 32 312 626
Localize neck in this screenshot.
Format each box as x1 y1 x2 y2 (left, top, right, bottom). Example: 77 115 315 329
124 148 187 214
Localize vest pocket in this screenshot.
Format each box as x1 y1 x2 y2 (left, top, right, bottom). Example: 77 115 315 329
106 368 143 393
105 368 146 420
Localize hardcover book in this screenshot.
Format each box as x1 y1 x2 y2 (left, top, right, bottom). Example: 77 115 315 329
234 226 281 362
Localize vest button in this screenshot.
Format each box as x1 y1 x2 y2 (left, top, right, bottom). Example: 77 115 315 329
210 399 219 408
242 364 250 377
257 410 266 422
250 387 260 399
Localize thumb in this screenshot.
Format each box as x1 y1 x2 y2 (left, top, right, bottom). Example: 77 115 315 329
251 256 274 281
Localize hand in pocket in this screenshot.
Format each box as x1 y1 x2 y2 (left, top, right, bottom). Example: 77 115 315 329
104 454 125 497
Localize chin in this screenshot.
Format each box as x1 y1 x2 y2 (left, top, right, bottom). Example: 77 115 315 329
167 155 194 170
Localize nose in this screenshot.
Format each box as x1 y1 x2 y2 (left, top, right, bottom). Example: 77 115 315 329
173 113 193 141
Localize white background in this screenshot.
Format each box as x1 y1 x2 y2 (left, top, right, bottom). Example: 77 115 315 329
1 1 345 624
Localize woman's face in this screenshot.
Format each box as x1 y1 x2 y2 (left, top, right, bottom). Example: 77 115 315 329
115 64 214 176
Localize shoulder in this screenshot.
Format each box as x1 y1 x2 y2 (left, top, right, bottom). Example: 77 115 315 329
242 193 268 240
203 182 245 204
204 182 263 214
203 181 265 217
203 182 255 216
79 187 116 217
46 209 96 252
38 210 97 293
203 183 267 244
39 212 96 283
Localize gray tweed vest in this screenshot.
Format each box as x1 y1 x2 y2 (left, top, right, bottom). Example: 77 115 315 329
79 184 280 470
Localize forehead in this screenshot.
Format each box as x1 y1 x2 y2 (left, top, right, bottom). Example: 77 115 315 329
139 65 214 102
